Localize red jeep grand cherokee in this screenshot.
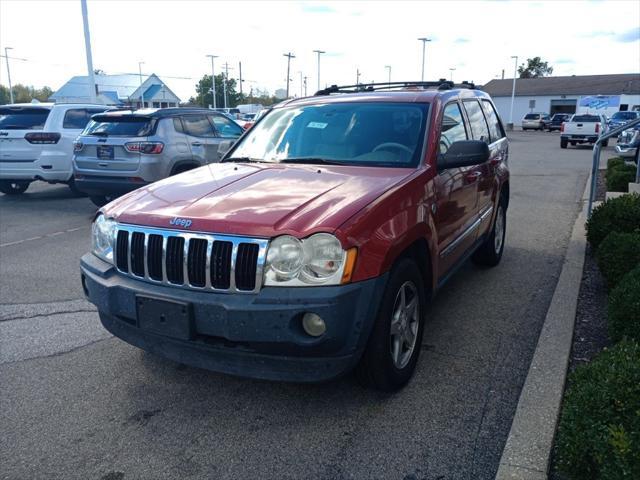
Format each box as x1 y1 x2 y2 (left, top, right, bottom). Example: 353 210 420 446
81 81 510 391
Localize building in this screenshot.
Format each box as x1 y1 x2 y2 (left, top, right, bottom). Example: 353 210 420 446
482 74 640 124
50 73 181 107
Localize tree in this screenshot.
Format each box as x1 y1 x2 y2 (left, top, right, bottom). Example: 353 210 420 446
0 83 54 104
190 74 244 108
518 57 554 78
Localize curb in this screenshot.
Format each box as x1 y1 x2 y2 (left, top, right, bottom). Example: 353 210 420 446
495 172 591 479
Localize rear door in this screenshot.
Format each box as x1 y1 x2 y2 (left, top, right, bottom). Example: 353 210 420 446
0 106 51 163
180 114 218 164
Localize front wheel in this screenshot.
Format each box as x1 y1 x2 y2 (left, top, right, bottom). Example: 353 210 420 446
0 180 30 195
356 258 427 392
472 197 506 267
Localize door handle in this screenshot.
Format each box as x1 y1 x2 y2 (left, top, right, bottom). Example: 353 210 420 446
191 142 203 147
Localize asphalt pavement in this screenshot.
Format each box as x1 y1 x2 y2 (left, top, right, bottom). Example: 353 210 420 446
0 132 615 480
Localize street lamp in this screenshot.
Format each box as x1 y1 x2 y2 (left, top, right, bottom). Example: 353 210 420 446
80 0 97 103
138 61 145 108
418 37 431 81
283 52 295 98
206 54 218 109
4 47 13 103
449 67 456 82
385 65 391 84
509 55 518 129
313 49 325 92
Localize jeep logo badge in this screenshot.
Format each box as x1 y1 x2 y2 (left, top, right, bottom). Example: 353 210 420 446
169 217 192 229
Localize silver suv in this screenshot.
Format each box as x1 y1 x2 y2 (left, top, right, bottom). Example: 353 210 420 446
73 108 244 206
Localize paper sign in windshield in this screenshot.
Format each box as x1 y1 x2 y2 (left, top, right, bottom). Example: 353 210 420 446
307 122 328 129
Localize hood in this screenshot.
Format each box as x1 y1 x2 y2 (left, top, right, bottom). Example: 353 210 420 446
104 162 413 238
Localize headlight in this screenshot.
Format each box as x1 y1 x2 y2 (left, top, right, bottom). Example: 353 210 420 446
91 214 116 264
264 233 354 286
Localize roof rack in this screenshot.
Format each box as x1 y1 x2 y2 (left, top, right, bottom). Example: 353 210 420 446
314 79 477 96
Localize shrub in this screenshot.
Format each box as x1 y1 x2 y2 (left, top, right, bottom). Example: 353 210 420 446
555 340 640 480
586 193 640 248
606 164 636 192
608 267 640 342
607 157 625 172
596 232 640 289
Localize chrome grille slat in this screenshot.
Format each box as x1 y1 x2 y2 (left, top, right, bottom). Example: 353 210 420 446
114 224 267 294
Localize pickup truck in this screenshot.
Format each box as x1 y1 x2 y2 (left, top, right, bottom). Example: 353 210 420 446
560 113 608 148
80 81 510 392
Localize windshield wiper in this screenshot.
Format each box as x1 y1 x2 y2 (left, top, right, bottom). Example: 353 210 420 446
221 156 267 163
278 157 346 165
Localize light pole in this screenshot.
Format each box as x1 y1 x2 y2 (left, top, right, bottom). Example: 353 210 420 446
449 67 456 82
418 37 431 81
80 0 97 103
138 61 145 108
4 47 13 103
385 65 391 84
356 68 361 85
509 55 518 129
313 49 325 92
206 54 218 109
283 52 295 98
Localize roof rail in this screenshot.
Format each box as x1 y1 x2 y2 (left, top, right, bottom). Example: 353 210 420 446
314 80 477 96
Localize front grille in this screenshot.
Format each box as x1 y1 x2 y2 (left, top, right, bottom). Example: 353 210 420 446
114 224 268 294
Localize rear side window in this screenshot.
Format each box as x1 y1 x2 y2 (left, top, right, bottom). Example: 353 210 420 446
63 109 106 129
84 116 154 137
480 100 505 143
0 108 50 130
463 100 491 143
173 117 184 133
524 114 540 120
182 115 216 137
209 114 243 138
439 103 468 154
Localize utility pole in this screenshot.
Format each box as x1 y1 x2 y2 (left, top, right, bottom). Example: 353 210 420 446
206 54 218 109
449 67 456 82
238 61 243 97
501 69 505 80
283 52 295 98
4 47 13 103
303 76 308 96
418 37 431 81
385 65 391 84
138 61 145 108
509 55 518 129
356 68 361 85
80 0 97 103
298 71 303 97
313 49 325 92
222 62 233 109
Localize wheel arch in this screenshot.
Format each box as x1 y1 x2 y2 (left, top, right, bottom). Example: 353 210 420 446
170 160 201 176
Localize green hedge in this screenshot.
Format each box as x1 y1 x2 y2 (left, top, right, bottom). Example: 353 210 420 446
596 232 640 289
606 164 637 192
555 340 640 479
608 267 640 343
607 157 625 172
586 193 640 248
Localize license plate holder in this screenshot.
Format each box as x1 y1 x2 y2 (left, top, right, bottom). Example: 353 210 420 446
136 295 193 340
97 145 114 160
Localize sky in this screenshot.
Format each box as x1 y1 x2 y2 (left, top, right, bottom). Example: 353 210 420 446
1 0 639 102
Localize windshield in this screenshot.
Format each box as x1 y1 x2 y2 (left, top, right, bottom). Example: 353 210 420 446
229 102 429 167
612 112 637 121
0 108 50 130
83 116 155 137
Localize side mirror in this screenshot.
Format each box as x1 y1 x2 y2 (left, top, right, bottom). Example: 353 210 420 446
217 139 235 155
438 140 489 170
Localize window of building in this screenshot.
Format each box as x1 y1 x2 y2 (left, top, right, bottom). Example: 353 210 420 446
152 102 160 108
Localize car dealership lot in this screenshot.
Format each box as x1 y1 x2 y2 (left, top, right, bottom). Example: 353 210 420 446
0 131 614 480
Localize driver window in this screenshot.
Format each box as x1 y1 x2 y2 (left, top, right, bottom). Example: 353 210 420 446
209 114 243 138
440 103 468 155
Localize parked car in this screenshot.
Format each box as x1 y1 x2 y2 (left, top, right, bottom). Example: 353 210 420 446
73 108 245 206
522 112 550 131
80 81 510 391
608 110 640 130
615 128 640 159
546 113 571 132
0 103 111 195
560 113 609 148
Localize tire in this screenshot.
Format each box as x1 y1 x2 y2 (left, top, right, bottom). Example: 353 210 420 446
560 138 568 149
356 258 427 392
0 180 30 195
67 177 88 197
472 195 507 267
89 195 116 207
602 140 609 147
570 141 576 146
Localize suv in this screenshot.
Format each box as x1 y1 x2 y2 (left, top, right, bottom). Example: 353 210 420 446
608 110 640 130
522 112 550 131
546 113 571 131
80 81 510 391
73 108 245 206
0 103 110 195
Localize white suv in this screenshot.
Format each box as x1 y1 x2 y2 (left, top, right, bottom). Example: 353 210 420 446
0 103 110 195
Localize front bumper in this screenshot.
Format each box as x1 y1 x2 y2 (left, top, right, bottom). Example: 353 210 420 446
615 145 638 158
80 253 387 382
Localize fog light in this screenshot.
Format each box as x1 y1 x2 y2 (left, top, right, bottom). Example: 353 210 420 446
302 313 326 337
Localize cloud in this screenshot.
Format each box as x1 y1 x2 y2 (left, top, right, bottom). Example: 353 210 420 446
616 26 640 43
301 4 335 14
454 38 470 44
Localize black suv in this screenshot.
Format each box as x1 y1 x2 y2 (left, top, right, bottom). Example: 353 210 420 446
547 113 571 132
